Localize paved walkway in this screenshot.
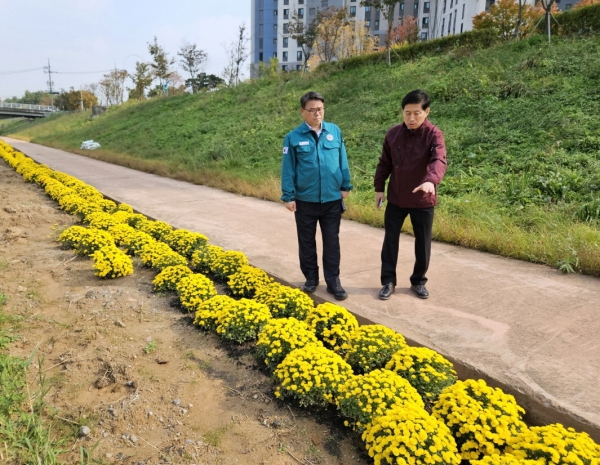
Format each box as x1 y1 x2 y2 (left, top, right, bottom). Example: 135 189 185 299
3 136 600 441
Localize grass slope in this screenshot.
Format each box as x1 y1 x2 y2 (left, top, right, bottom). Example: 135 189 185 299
4 34 600 275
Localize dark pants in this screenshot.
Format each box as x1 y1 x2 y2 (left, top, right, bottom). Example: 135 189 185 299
294 199 342 287
381 203 434 286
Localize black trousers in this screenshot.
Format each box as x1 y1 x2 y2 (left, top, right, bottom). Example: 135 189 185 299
381 203 434 286
294 199 342 287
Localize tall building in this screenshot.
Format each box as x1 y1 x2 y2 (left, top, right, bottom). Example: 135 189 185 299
251 0 279 72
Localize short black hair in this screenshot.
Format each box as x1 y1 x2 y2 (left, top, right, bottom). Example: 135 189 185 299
300 91 324 109
401 90 431 110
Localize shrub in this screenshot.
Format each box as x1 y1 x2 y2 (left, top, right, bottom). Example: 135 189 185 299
193 295 237 330
58 226 114 256
75 201 104 219
85 211 119 230
153 265 193 293
274 345 353 408
506 423 600 465
255 317 322 371
57 193 86 214
121 230 155 256
215 299 272 344
139 219 173 241
227 265 273 298
91 245 134 278
110 210 134 224
95 198 117 213
210 250 249 280
116 203 134 213
432 379 527 460
57 225 89 250
306 302 358 352
125 213 148 229
336 369 424 432
343 325 407 373
470 455 539 465
254 283 314 320
176 273 218 312
362 404 461 465
190 244 223 274
139 241 187 270
107 223 137 246
385 346 458 405
163 229 209 258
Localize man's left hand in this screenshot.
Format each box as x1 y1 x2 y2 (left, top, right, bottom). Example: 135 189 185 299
341 191 350 199
412 182 435 194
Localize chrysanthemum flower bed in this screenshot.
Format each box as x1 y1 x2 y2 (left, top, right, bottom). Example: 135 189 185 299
2 140 599 465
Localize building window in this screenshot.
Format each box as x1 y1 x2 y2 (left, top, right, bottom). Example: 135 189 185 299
565 3 572 8
422 17 429 28
283 37 289 47
450 0 453 7
284 0 289 4
400 2 404 9
441 18 445 35
443 0 447 13
421 32 428 40
273 51 277 57
297 64 303 70
297 51 302 60
365 6 371 12
462 3 465 19
259 38 264 48
283 22 289 33
282 65 288 71
283 8 289 19
273 24 277 30
424 1 430 12
414 2 419 13
460 22 463 33
299 0 304 3
259 24 264 35
274 9 278 15
309 7 316 15
298 8 304 18
375 19 379 28
259 52 264 61
350 5 356 16
448 13 452 33
365 19 371 27
283 51 288 62
273 38 277 44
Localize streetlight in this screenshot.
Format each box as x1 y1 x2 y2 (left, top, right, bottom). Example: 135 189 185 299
540 0 555 44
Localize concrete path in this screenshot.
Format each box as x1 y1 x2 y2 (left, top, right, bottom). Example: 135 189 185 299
3 136 600 441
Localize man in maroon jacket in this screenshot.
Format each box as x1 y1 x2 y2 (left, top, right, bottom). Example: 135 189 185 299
374 90 447 300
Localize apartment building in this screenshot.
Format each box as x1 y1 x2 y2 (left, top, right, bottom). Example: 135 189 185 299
251 0 562 73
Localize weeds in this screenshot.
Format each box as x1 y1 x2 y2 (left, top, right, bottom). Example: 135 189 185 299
143 340 158 354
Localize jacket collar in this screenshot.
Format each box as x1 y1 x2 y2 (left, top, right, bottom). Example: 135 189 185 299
403 118 432 135
299 121 329 134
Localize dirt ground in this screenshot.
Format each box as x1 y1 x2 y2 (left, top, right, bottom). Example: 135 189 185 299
0 160 370 465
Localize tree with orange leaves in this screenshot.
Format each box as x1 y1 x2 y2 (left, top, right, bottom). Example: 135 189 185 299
473 0 549 40
573 0 599 8
390 16 420 46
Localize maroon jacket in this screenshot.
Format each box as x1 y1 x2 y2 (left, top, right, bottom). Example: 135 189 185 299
374 119 447 208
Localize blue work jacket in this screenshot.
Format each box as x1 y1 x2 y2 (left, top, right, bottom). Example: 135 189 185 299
281 121 353 203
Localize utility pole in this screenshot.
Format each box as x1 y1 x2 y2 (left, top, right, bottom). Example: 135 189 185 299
43 59 59 108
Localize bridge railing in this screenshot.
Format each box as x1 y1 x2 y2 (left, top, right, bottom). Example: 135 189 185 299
0 103 60 112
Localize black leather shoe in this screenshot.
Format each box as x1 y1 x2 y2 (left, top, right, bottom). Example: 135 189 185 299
303 278 319 293
379 283 395 300
410 284 429 299
326 285 348 301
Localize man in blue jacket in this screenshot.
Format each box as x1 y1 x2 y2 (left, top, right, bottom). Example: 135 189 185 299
281 91 353 300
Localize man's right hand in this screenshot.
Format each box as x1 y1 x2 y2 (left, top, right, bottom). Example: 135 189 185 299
285 201 296 212
375 192 385 209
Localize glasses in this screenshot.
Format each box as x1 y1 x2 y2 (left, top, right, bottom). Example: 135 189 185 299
303 107 324 114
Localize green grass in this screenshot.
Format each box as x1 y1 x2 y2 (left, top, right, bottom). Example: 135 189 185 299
4 33 600 275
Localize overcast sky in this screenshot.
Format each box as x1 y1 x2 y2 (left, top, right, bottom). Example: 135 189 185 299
0 0 251 100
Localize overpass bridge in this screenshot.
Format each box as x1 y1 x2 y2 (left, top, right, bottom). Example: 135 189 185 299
0 103 61 119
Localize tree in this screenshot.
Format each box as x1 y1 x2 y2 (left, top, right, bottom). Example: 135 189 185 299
286 11 320 73
574 0 599 8
254 58 280 79
473 0 545 40
147 36 175 95
222 24 250 87
178 41 208 93
53 88 98 111
167 71 186 96
313 7 350 63
5 90 50 105
361 0 400 65
390 16 420 45
336 20 380 59
128 61 153 101
99 69 128 106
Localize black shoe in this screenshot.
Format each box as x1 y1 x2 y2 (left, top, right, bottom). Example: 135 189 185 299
379 283 395 300
410 284 429 299
303 278 319 293
326 285 348 301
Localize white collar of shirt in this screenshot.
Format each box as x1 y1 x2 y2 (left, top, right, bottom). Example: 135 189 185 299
305 121 323 137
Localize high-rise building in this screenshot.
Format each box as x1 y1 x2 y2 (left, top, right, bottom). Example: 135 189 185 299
251 0 279 73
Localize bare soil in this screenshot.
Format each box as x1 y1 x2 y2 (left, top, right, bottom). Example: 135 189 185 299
0 160 370 465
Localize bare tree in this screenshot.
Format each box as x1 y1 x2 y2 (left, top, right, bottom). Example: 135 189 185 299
178 41 208 94
286 11 320 73
361 0 400 65
99 68 128 106
314 8 350 63
222 24 250 87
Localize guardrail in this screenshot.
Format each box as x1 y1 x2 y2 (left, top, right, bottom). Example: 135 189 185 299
0 103 60 112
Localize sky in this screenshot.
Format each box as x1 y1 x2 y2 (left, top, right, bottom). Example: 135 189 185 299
0 0 251 100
